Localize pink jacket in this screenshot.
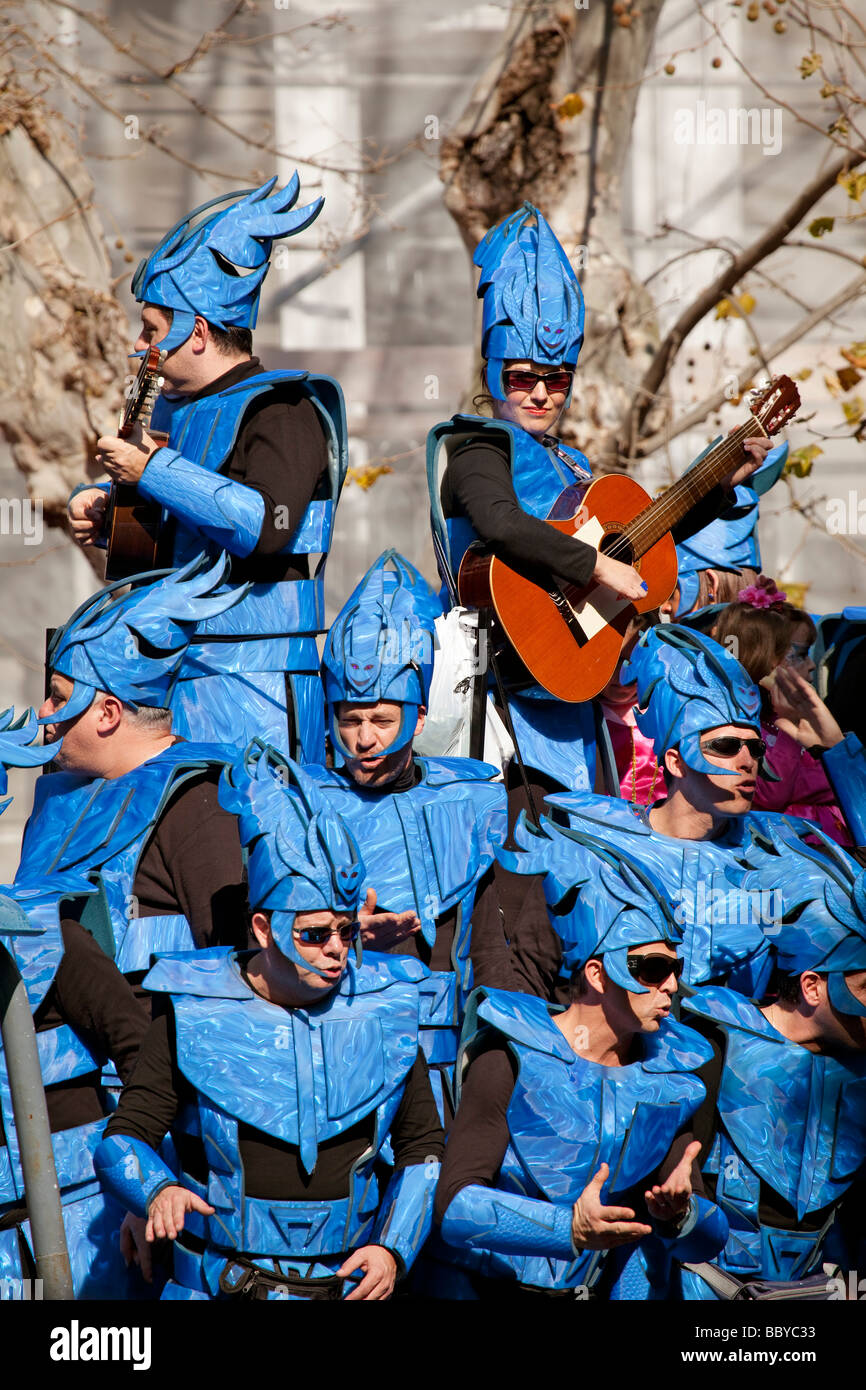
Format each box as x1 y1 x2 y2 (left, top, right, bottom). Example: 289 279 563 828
602 700 663 805
753 721 853 846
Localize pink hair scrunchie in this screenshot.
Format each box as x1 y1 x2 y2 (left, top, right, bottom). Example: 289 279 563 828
737 575 788 609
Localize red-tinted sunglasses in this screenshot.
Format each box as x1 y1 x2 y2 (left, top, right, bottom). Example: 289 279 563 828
502 368 573 395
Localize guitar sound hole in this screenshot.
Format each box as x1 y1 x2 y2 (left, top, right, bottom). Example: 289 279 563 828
599 530 634 567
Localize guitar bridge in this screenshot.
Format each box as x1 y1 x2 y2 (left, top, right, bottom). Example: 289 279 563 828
549 584 589 647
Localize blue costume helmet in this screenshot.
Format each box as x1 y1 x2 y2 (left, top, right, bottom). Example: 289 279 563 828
0 707 59 811
219 740 364 978
42 553 247 723
131 174 324 354
322 550 442 765
475 202 585 403
502 813 682 992
675 444 788 615
622 624 761 777
731 827 866 1018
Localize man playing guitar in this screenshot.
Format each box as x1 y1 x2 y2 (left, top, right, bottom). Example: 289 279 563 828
67 175 347 764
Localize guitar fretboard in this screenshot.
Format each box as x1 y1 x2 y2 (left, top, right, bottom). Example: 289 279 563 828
620 418 764 560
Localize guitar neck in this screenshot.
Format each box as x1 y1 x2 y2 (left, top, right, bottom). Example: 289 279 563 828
119 347 165 439
625 418 762 559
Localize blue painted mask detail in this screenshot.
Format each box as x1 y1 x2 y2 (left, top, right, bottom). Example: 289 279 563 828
475 203 584 401
42 553 245 721
322 550 443 764
131 174 323 353
622 624 761 776
218 740 363 978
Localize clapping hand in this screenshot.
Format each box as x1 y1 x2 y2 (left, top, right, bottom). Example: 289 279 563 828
571 1163 653 1251
644 1140 702 1225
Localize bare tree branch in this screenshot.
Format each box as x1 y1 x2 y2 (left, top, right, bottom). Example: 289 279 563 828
785 237 866 271
17 31 255 182
0 194 91 253
634 272 866 459
694 0 866 155
629 149 866 442
41 0 387 179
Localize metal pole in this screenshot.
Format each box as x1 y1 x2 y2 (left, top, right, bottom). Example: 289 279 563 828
0 943 74 1299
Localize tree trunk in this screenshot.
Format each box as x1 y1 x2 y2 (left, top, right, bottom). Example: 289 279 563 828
440 0 667 470
0 61 128 530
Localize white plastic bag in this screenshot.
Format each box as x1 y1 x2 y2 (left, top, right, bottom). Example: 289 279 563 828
414 607 514 774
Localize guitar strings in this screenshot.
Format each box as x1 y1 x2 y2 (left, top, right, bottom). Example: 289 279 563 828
601 416 763 565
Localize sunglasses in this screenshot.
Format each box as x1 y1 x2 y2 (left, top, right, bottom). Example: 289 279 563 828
293 921 360 947
626 954 684 986
502 368 573 395
699 736 766 760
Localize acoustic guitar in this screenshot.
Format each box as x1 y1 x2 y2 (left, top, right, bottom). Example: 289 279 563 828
457 376 800 703
103 345 170 581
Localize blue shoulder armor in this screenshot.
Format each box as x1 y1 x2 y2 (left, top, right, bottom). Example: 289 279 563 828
464 986 574 1065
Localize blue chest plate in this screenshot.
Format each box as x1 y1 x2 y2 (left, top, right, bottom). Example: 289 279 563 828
474 990 711 1203
507 423 591 518
308 759 506 947
151 369 347 570
684 987 866 1219
147 950 425 1164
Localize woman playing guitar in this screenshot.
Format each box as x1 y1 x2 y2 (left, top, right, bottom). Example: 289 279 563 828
427 203 785 814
